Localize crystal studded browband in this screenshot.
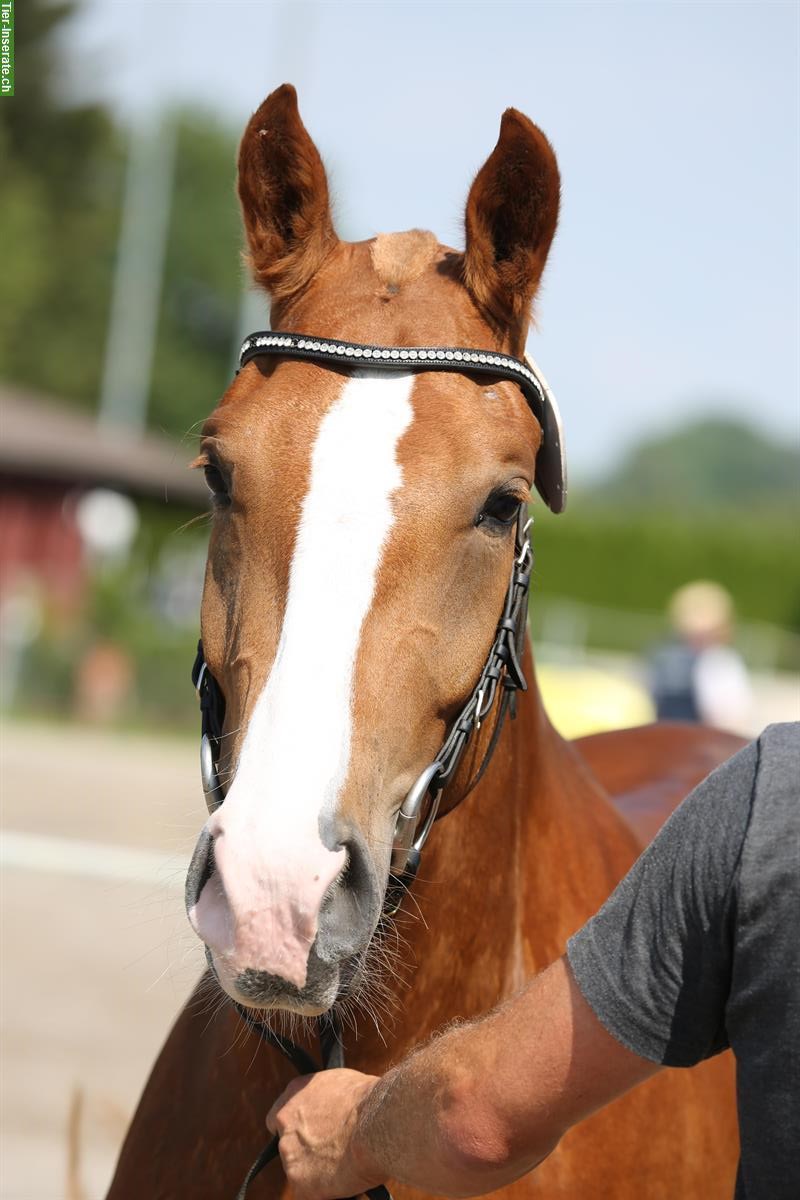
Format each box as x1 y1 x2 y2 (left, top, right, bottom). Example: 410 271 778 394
237 330 567 513
239 331 543 397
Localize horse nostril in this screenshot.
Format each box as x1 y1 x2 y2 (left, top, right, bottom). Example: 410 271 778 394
338 845 355 890
185 828 216 913
316 832 381 960
319 846 350 912
340 835 374 897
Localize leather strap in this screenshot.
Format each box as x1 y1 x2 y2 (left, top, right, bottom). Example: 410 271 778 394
192 508 532 882
231 1006 391 1200
238 330 566 514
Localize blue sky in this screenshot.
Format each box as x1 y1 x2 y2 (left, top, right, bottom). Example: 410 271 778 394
62 1 799 479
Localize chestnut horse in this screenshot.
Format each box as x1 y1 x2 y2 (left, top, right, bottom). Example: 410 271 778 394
107 86 740 1198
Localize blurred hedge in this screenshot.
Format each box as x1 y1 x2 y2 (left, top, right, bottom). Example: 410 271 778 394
529 505 800 671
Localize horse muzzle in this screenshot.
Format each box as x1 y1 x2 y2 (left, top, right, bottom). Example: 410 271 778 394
186 821 384 1012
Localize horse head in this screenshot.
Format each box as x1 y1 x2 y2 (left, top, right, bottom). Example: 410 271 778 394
185 83 560 1015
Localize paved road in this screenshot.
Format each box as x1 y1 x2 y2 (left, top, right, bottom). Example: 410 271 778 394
1 722 205 1200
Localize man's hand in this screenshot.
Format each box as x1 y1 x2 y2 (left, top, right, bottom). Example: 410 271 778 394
264 960 659 1199
267 1068 384 1200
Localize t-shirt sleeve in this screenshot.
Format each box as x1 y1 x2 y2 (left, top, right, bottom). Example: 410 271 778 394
567 740 758 1067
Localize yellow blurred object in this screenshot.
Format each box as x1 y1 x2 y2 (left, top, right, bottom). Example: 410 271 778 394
538 663 655 739
668 580 735 642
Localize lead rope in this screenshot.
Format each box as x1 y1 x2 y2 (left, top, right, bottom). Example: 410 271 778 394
232 1005 392 1200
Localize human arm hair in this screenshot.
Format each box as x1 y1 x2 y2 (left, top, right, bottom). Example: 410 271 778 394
351 955 659 1196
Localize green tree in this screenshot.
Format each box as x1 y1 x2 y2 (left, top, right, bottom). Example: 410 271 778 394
0 0 246 440
0 0 124 406
148 116 247 439
588 416 800 513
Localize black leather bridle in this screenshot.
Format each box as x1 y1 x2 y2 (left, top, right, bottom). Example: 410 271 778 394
192 503 533 896
190 330 567 1197
238 331 566 513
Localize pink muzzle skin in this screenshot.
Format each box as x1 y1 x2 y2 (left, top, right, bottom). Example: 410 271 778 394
188 804 346 991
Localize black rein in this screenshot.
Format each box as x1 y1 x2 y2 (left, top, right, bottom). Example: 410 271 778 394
231 1005 390 1200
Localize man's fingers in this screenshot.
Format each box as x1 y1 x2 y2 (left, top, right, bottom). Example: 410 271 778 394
266 1074 313 1134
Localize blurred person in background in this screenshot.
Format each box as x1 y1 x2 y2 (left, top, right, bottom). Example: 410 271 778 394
648 581 753 733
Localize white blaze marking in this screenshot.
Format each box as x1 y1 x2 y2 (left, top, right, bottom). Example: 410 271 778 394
237 371 414 809
209 372 415 984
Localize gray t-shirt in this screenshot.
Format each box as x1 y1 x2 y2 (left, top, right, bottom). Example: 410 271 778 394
567 722 799 1199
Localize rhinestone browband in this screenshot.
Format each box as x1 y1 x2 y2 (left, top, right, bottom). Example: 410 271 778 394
239 331 543 407
241 330 540 380
237 330 567 513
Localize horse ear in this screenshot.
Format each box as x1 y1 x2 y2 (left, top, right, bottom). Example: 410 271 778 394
463 109 560 347
237 83 338 301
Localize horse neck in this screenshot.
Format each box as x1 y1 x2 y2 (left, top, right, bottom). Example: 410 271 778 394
348 644 641 1066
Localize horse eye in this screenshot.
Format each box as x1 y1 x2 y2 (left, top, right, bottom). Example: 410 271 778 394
476 490 522 529
204 463 230 506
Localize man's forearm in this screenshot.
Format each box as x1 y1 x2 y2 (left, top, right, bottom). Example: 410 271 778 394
268 957 658 1200
352 981 564 1196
